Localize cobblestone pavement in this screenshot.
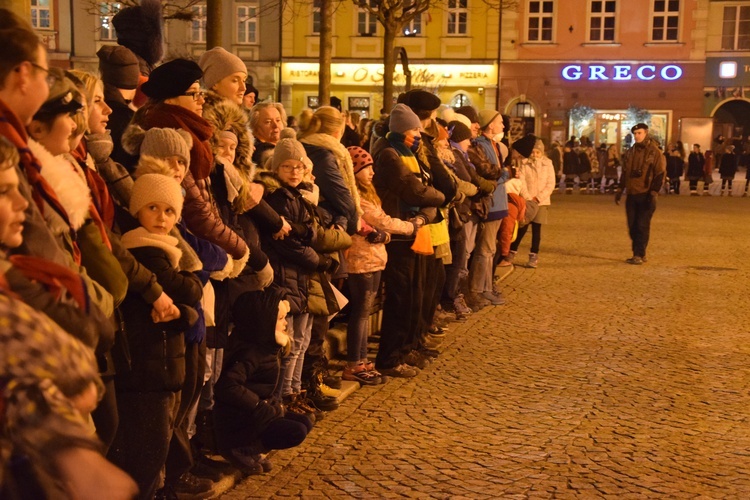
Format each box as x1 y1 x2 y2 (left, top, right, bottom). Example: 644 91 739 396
222 193 750 499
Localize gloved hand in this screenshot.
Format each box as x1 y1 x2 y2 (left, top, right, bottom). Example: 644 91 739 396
614 189 622 205
255 261 274 289
86 132 114 163
327 256 340 275
366 229 388 244
417 207 437 223
254 399 283 421
316 253 333 272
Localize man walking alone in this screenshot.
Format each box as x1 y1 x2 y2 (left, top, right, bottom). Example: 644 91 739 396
614 123 666 265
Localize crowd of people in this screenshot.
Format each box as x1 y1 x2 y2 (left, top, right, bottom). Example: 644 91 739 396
0 6 558 500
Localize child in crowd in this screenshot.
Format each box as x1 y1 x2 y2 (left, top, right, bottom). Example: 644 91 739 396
498 157 528 267
109 168 203 499
213 286 312 475
344 146 416 384
261 129 329 411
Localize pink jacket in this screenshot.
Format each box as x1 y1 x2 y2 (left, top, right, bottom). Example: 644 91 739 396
345 198 414 274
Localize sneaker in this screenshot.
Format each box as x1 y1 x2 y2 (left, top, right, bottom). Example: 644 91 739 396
527 253 538 268
626 256 643 265
172 471 216 500
362 361 388 384
403 350 430 370
254 454 273 473
482 290 506 305
498 259 513 267
296 391 329 416
453 294 473 315
427 325 446 337
319 383 341 398
466 292 490 311
343 364 382 386
221 448 263 476
322 373 342 390
379 364 418 378
283 394 317 423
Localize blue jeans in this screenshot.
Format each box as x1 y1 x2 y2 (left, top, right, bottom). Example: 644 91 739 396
346 272 381 363
277 313 313 398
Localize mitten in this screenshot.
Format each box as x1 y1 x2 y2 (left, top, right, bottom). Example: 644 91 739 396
366 229 388 244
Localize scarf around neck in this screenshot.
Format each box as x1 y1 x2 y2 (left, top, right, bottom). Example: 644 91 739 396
386 132 421 175
300 132 363 216
121 227 183 269
141 102 215 180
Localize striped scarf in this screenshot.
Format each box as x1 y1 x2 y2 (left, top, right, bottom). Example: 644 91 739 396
386 132 421 175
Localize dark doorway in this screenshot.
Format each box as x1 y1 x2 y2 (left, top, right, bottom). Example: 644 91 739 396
714 99 750 139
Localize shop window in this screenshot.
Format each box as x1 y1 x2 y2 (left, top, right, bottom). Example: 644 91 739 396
190 4 207 44
312 0 321 35
527 0 554 42
98 2 121 41
31 0 52 30
588 0 616 42
511 102 536 138
349 97 371 118
447 0 468 36
651 0 679 42
722 5 750 51
449 93 471 108
358 0 378 36
236 4 258 44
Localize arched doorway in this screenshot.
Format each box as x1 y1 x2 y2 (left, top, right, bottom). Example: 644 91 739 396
712 99 750 139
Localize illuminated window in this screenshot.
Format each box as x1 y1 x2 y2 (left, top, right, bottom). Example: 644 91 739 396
358 0 377 36
447 0 468 35
651 0 679 41
450 93 471 108
404 13 422 36
31 0 52 29
589 0 616 42
722 5 750 51
99 3 121 41
527 0 554 42
237 4 258 44
190 4 206 43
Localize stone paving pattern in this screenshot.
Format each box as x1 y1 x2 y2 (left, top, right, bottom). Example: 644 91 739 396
221 193 750 499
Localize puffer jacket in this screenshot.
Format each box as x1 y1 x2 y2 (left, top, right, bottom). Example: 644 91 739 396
519 156 556 206
261 182 319 314
302 143 358 235
346 198 415 274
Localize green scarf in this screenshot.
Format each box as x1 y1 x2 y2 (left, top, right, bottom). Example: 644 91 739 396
387 132 420 174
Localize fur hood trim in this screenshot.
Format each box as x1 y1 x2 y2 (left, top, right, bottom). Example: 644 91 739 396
28 139 91 230
122 123 145 156
202 91 256 178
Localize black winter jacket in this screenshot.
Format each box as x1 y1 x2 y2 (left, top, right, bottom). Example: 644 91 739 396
303 143 358 235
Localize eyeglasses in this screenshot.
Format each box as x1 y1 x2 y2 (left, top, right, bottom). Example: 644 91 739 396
183 90 207 102
28 62 59 89
279 163 306 173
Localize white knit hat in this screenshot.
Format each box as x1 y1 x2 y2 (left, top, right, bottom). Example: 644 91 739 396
129 173 184 219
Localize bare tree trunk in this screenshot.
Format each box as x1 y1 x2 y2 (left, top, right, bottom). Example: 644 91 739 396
382 24 397 113
318 0 333 106
206 0 222 49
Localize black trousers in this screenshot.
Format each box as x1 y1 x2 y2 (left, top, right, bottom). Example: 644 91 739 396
376 241 425 369
511 222 542 254
625 192 656 258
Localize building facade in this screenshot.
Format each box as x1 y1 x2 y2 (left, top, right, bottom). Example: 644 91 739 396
497 0 714 150
279 0 501 118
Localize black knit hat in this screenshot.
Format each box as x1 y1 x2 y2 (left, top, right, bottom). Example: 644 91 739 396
455 106 480 125
397 89 441 113
448 120 472 143
141 59 203 101
513 134 537 159
112 0 164 67
97 45 140 90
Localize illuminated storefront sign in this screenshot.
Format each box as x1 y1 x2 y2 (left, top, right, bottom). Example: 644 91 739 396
561 64 683 82
283 62 497 87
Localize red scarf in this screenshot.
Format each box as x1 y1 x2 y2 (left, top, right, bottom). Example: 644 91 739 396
0 98 81 264
72 142 116 243
140 102 214 180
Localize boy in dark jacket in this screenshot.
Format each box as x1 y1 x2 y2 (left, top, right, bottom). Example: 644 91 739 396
213 286 311 475
109 169 203 499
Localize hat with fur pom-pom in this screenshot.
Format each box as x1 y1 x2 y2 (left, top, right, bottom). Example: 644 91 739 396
269 128 311 172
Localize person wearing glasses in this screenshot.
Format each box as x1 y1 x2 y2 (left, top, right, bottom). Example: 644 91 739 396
132 58 250 276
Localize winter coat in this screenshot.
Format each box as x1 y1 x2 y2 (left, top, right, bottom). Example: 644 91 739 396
518 156 556 206
562 148 582 175
213 286 287 451
370 137 446 222
719 152 738 179
666 154 685 180
346 198 415 274
261 183 320 315
114 240 202 393
301 141 359 235
252 140 275 167
619 137 666 195
104 85 138 171
687 152 705 180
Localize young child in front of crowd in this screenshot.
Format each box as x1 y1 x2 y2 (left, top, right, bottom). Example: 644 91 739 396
213 286 312 475
109 168 203 499
344 146 417 385
261 129 330 413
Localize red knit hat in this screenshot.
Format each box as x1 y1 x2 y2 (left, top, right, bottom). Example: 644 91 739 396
347 146 373 174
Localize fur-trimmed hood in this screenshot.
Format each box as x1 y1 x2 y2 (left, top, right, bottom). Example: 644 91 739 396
28 139 91 231
202 91 255 181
